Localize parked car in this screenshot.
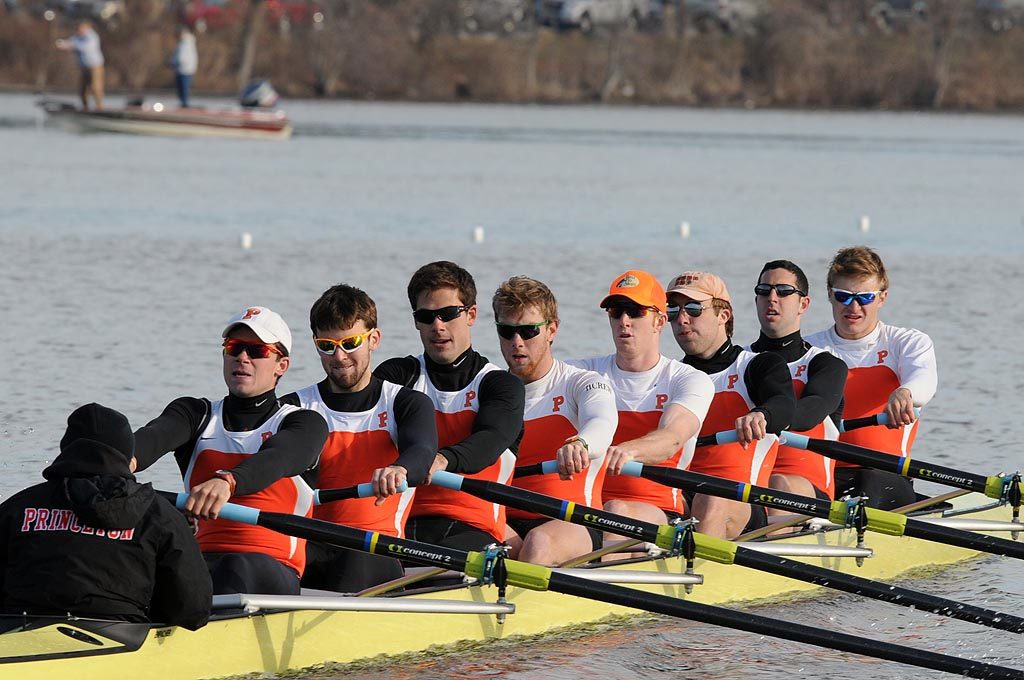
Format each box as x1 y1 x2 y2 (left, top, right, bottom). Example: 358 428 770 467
460 0 530 33
535 0 662 33
62 0 125 25
975 0 1024 31
868 0 928 29
682 0 758 33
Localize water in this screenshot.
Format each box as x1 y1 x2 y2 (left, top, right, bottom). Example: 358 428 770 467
1 93 1022 678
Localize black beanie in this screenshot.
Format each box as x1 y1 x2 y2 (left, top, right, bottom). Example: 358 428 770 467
59 403 134 464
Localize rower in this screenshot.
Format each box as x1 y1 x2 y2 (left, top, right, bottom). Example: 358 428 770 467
805 246 937 509
749 260 847 502
0 403 211 630
374 261 525 550
284 284 437 592
492 276 618 566
568 270 713 549
133 306 329 595
667 271 795 539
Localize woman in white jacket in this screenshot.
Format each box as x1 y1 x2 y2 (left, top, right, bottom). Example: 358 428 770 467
171 26 198 108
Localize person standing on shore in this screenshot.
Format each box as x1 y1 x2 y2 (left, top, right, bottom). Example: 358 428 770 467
56 21 104 111
170 26 198 108
805 246 937 509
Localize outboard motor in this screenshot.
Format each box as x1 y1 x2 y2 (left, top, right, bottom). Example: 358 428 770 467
239 80 280 108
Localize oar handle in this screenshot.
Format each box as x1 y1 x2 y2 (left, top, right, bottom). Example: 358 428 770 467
839 408 921 433
695 430 740 447
513 460 560 478
315 481 409 505
159 490 262 524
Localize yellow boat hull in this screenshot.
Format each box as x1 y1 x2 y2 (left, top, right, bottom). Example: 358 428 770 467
0 496 1011 680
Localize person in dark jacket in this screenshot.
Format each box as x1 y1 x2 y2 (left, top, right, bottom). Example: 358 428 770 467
0 403 211 630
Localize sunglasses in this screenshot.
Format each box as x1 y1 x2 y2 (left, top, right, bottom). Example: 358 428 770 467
666 301 710 322
223 338 283 359
313 330 374 355
606 306 660 320
831 288 882 306
754 283 805 297
412 305 470 325
495 321 549 341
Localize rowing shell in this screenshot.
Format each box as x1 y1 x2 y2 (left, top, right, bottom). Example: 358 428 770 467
0 494 1013 680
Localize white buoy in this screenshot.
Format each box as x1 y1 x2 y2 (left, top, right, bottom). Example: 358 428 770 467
859 216 870 233
240 232 253 250
472 226 485 244
679 221 691 239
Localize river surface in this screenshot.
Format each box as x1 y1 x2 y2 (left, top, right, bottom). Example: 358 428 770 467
1 93 1022 678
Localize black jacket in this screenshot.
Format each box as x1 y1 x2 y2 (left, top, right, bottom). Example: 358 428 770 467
0 441 212 630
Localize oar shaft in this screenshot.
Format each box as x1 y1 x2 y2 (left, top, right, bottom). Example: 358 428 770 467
314 481 409 505
732 549 1024 633
620 461 834 518
546 572 1022 680
783 433 991 494
158 492 1024 678
432 473 1024 634
903 517 1024 561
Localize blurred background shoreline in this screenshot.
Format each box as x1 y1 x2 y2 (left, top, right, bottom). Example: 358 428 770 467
4 0 1024 111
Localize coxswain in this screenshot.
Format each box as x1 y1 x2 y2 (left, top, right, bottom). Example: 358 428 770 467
493 276 618 565
0 403 210 629
374 261 525 550
805 246 937 509
667 271 795 538
568 270 713 551
133 307 328 595
284 284 437 592
749 260 847 502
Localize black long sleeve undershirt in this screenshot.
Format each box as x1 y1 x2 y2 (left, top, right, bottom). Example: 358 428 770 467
281 377 437 486
133 390 328 497
683 341 795 434
751 331 847 431
375 348 525 475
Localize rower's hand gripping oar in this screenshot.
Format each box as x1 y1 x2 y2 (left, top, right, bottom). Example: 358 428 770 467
313 481 409 505
433 472 1024 635
156 491 1024 680
688 409 896 448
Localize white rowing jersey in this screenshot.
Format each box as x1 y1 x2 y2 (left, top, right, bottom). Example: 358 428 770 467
805 322 936 457
568 354 713 513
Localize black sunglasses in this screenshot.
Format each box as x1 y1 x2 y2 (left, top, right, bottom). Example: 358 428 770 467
412 305 470 325
754 283 805 297
666 301 710 322
606 306 659 320
495 321 549 341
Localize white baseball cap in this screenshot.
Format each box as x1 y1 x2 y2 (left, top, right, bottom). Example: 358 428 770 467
222 306 292 354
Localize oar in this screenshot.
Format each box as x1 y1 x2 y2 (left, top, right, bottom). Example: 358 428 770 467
158 492 1024 679
313 481 409 505
690 410 890 448
779 429 1023 506
431 471 1024 634
614 459 1024 561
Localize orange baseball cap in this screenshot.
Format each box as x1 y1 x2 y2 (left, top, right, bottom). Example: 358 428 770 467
600 270 667 313
666 271 731 303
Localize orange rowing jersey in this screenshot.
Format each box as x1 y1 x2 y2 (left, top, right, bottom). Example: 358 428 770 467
568 355 713 514
775 346 840 496
409 355 515 540
185 399 314 576
806 323 936 459
511 360 618 520
294 381 415 537
694 350 779 487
